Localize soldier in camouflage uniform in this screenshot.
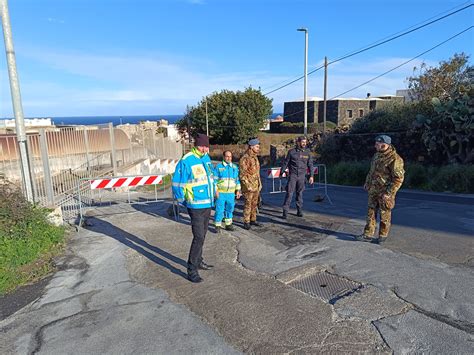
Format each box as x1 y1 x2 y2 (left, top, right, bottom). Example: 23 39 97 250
239 138 262 230
356 135 404 245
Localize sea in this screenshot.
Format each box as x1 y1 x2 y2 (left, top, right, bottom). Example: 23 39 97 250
41 113 283 126
50 115 183 126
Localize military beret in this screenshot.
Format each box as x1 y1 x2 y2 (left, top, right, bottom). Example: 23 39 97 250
248 138 260 146
375 135 391 144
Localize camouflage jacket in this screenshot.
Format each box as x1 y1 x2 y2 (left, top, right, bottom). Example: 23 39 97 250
239 149 262 192
365 146 405 195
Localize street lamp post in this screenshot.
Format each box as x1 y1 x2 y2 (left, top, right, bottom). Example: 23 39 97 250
297 28 308 136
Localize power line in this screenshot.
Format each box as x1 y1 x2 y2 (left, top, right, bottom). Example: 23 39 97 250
327 3 473 67
281 25 473 120
262 1 472 93
263 3 473 96
329 25 473 99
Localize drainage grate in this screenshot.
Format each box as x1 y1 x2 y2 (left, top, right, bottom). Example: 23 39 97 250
288 272 360 303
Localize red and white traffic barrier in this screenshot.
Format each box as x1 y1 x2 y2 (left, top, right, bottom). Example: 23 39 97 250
267 168 286 179
90 175 163 190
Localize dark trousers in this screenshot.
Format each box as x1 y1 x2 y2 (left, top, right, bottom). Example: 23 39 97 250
187 207 211 275
282 174 305 212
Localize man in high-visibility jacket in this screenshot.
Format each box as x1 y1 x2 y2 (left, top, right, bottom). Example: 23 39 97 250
172 133 218 283
214 150 241 233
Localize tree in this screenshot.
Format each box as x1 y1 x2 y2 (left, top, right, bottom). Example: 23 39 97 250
176 88 273 144
408 53 473 103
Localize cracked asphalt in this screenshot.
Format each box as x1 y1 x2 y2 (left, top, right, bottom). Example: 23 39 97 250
1 185 473 354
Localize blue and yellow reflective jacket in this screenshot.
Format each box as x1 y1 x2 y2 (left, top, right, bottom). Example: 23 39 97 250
172 148 216 209
214 161 241 194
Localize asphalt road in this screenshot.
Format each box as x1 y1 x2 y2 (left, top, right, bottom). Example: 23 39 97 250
259 184 474 267
1 185 473 354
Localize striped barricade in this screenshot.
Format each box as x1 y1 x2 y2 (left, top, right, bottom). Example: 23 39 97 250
77 174 168 226
90 175 163 189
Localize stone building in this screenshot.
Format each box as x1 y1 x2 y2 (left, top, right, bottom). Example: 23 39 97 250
282 95 405 127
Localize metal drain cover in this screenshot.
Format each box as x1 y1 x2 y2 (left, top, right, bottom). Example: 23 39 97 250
288 272 360 302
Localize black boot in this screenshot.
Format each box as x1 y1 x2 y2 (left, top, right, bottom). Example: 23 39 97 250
243 223 251 230
251 221 263 227
282 210 288 219
225 224 235 231
198 261 214 270
187 272 203 283
296 209 303 217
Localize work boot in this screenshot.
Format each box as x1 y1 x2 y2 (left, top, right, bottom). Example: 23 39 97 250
243 223 251 230
198 261 214 270
373 237 388 245
250 221 263 227
296 209 303 217
215 225 223 234
225 224 235 231
355 234 372 242
187 273 203 283
282 211 288 219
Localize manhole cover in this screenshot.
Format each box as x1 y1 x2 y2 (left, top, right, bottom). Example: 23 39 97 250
288 272 360 303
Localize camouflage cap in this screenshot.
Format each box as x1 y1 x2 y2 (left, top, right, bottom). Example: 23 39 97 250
375 135 391 144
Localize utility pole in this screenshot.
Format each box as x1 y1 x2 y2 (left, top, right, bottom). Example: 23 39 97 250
297 28 308 136
205 97 209 136
323 56 328 136
0 0 34 201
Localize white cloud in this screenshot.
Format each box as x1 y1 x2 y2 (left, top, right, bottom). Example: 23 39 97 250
0 50 428 116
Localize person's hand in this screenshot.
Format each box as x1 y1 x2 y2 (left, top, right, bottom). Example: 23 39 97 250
215 190 220 199
236 191 242 199
308 176 314 185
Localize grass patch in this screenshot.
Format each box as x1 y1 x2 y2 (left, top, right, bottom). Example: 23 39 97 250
327 161 474 193
0 181 66 295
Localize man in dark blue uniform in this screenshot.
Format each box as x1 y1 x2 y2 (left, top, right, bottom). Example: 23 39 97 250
280 136 314 219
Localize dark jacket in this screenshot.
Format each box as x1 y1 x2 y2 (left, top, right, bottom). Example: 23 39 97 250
280 147 314 177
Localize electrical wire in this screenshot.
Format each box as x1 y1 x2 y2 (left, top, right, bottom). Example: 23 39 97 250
263 3 473 96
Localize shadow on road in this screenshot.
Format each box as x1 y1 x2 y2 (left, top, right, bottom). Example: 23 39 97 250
85 216 188 280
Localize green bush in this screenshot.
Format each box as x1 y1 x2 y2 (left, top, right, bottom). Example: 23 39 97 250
404 163 432 190
0 181 65 294
327 161 370 186
326 161 474 193
350 101 433 134
427 164 474 193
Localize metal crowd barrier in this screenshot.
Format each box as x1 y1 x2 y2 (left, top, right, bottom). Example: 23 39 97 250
260 164 332 204
76 173 171 226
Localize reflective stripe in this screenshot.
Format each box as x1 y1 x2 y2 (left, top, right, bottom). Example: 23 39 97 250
218 188 237 193
172 182 187 188
218 177 236 182
188 199 212 205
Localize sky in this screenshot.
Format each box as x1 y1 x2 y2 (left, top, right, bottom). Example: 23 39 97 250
0 0 472 117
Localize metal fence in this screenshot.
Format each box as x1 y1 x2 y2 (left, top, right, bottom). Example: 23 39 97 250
260 165 332 203
0 123 184 221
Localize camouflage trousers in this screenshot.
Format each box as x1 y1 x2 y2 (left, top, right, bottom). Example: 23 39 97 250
243 191 259 223
363 191 393 238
